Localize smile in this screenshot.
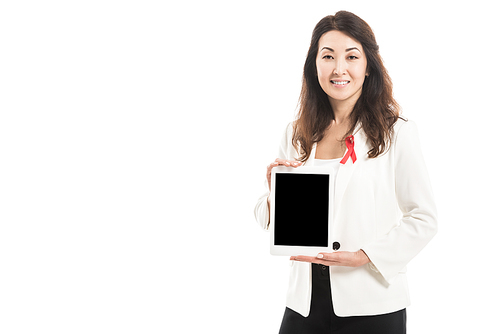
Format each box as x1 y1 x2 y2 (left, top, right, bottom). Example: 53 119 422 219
331 80 350 85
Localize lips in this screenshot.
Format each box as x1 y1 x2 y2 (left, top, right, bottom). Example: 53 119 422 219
331 80 350 85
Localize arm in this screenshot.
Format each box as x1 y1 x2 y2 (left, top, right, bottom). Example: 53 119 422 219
361 120 438 283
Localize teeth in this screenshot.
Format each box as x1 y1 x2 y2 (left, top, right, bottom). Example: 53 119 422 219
332 80 349 85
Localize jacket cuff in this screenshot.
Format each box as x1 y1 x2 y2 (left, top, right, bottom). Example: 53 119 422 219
361 247 402 285
254 191 270 230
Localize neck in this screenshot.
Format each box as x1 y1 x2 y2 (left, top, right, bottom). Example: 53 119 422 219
329 99 355 125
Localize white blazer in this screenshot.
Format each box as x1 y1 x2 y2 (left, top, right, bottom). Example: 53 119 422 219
254 119 437 317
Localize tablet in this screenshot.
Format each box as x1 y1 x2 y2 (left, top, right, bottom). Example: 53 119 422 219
269 166 334 256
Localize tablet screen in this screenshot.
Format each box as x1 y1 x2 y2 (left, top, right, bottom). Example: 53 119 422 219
274 173 329 247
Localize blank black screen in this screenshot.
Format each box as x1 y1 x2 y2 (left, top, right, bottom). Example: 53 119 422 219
274 173 329 247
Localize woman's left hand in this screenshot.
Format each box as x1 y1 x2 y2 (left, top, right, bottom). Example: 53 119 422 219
290 250 370 267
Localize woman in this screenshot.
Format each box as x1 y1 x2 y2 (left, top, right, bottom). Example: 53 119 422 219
254 11 437 334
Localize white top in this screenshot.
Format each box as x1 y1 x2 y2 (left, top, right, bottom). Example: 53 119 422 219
313 157 342 171
314 158 342 188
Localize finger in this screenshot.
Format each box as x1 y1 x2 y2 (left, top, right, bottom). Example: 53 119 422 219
267 161 280 171
274 159 302 167
291 255 320 262
274 158 290 166
317 252 336 261
291 256 331 266
267 161 290 173
317 252 348 262
293 253 342 263
267 159 302 189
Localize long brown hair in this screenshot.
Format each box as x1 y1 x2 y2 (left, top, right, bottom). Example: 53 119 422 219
292 11 401 161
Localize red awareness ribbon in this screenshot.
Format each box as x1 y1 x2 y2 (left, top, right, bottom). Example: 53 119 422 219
340 135 357 164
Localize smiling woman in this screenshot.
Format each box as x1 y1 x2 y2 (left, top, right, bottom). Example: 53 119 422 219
254 10 438 334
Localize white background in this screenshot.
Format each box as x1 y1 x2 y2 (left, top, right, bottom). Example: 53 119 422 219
1 0 499 333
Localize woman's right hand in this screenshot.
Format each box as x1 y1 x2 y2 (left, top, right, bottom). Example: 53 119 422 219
266 158 303 190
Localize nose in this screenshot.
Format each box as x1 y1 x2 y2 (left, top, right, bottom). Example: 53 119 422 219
333 59 346 76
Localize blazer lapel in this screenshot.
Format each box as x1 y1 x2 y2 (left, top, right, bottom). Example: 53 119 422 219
303 143 318 167
334 125 368 217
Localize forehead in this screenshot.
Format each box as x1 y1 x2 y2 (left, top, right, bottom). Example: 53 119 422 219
318 30 364 52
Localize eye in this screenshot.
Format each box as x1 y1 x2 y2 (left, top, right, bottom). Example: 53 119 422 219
322 55 334 60
347 55 358 60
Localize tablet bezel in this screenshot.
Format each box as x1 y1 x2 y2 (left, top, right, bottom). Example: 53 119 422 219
269 166 334 256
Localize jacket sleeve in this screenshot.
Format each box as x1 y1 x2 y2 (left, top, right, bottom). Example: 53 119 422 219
362 120 438 284
254 123 296 230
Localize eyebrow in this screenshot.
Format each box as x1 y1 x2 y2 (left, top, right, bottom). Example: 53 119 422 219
321 47 361 52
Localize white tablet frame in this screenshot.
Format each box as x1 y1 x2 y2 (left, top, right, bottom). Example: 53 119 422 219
269 166 334 256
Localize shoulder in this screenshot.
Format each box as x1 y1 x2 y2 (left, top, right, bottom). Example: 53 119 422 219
286 121 295 136
276 121 300 160
280 121 295 144
393 117 419 143
391 118 426 159
393 117 413 131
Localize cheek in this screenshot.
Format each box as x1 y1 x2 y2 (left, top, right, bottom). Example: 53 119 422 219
316 62 331 82
351 62 368 80
353 69 366 80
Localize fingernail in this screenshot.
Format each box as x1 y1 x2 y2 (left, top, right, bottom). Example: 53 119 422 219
317 254 324 259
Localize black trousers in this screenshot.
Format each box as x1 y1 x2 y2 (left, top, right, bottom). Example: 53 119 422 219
279 264 406 334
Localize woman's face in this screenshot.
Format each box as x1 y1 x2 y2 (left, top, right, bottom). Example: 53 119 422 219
316 30 369 110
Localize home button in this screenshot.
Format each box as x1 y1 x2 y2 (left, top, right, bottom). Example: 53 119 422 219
332 242 341 251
